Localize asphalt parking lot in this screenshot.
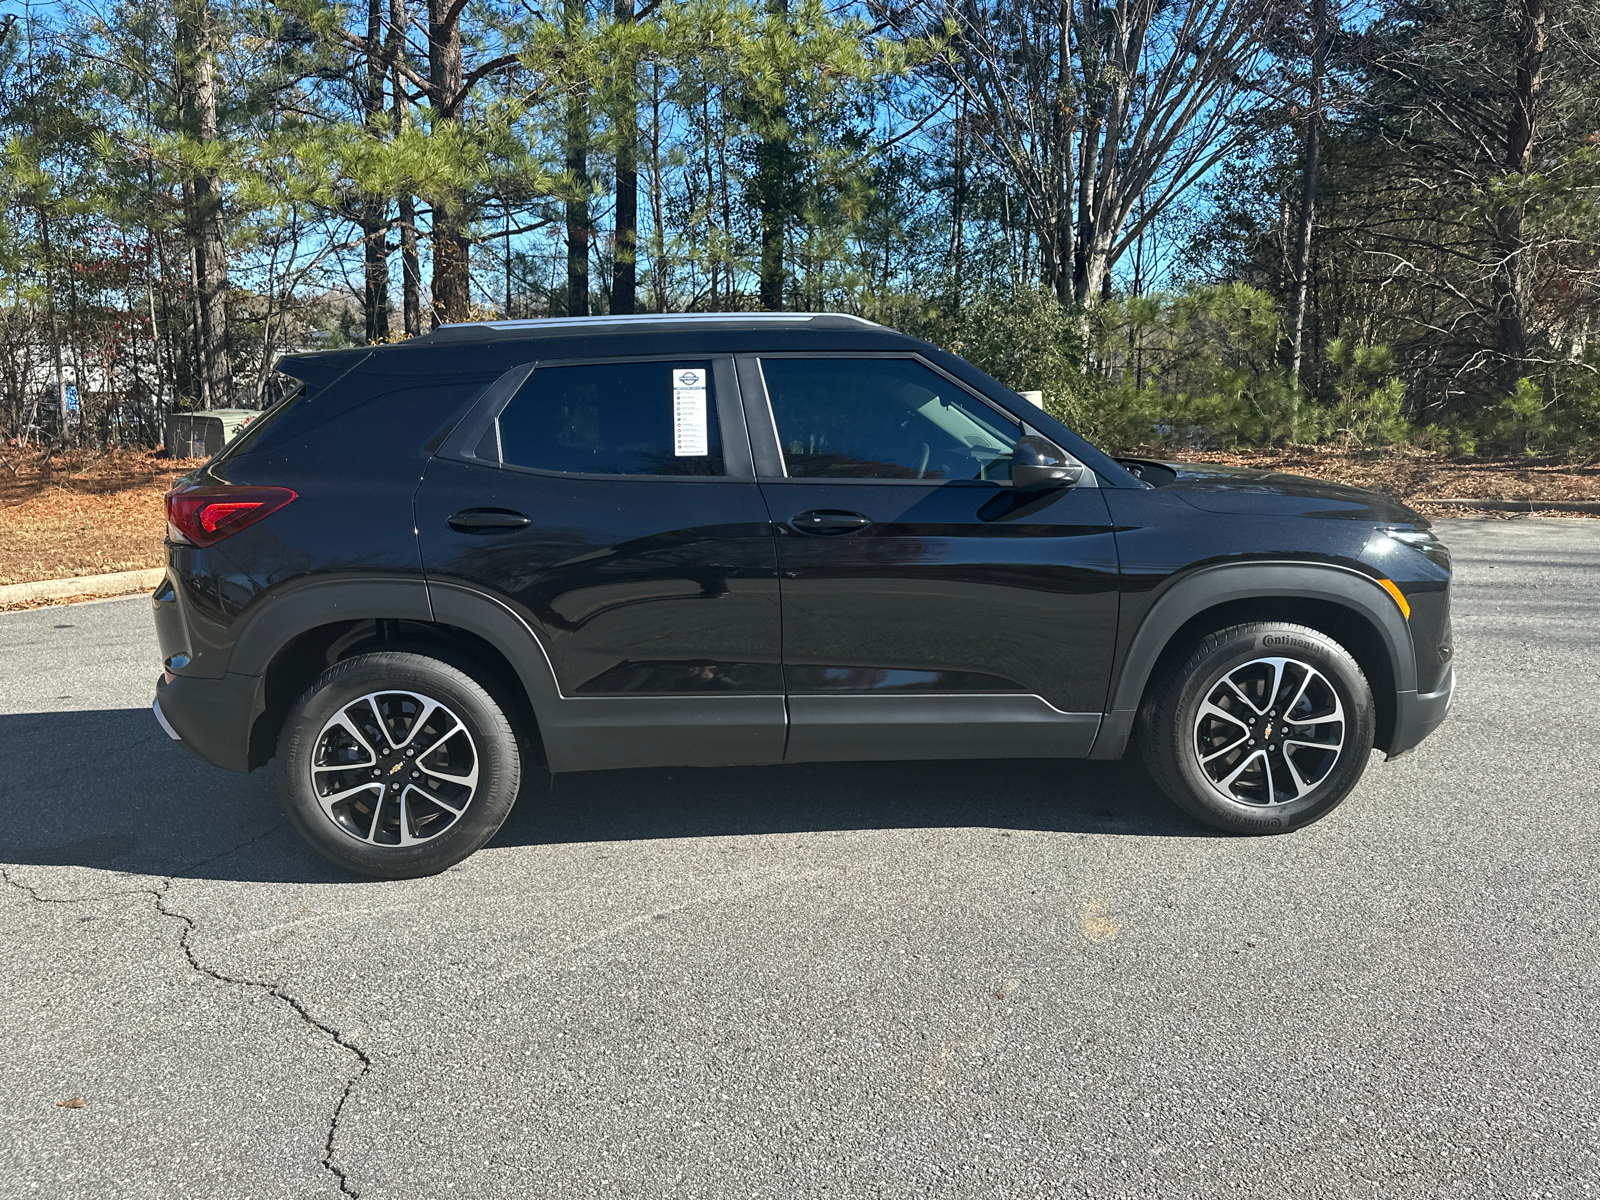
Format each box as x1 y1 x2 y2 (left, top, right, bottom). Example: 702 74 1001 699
1 517 1596 1199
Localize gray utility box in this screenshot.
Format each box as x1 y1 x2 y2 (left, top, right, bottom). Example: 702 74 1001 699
166 409 260 459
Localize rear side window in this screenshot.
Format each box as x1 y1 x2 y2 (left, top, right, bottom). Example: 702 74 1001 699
494 360 725 476
207 374 307 466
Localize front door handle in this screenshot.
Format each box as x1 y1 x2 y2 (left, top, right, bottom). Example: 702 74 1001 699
448 508 530 533
790 509 871 535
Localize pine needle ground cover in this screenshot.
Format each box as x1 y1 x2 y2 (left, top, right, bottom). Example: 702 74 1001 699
1157 448 1600 517
1 448 1596 599
0 451 200 588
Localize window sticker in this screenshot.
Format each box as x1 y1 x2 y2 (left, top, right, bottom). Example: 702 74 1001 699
672 366 709 456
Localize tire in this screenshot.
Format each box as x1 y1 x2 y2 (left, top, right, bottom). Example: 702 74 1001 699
1138 622 1376 835
275 651 522 878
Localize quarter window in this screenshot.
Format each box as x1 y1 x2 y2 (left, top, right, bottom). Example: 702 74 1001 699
492 360 724 476
761 358 1021 481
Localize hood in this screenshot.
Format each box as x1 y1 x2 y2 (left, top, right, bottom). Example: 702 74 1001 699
1119 458 1426 525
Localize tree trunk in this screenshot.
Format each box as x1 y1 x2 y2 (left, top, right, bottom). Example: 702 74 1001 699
1071 17 1103 308
648 61 668 312
428 0 471 325
178 0 234 406
1289 0 1326 390
756 0 790 310
1047 3 1073 304
399 195 423 334
37 208 69 440
182 219 205 405
392 0 423 336
361 0 391 342
564 0 591 317
611 0 638 314
1493 0 1546 394
64 226 92 442
949 98 966 308
565 125 590 317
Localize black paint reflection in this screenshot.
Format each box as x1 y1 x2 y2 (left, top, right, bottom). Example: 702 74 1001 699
417 459 782 695
761 478 1121 713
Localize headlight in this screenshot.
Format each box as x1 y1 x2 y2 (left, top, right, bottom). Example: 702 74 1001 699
1383 527 1451 573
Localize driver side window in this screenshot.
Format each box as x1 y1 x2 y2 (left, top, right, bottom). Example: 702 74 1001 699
760 357 1021 481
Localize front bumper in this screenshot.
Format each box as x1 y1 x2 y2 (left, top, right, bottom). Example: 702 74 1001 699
153 670 264 773
1387 665 1454 759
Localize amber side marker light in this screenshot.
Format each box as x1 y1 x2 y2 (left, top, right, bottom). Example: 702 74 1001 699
1376 578 1411 620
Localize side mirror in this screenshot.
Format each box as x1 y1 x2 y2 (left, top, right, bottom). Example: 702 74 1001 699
1010 435 1084 491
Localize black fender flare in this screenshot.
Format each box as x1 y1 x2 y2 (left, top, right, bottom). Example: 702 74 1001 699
1089 561 1416 759
228 575 563 770
228 575 434 677
190 575 436 771
423 579 564 714
230 573 565 726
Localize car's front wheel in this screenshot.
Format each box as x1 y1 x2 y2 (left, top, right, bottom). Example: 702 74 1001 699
1139 622 1376 834
275 651 522 878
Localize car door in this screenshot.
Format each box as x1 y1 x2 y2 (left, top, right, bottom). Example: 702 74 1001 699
416 355 785 772
740 353 1120 763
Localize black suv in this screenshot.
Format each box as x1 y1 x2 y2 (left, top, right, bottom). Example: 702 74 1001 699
152 314 1454 878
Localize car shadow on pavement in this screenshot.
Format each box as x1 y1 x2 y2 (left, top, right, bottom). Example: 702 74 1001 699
496 756 1207 851
0 707 1213 885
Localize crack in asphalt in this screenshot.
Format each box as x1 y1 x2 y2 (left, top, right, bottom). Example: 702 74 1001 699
10 731 164 788
151 879 371 1198
0 822 287 901
171 821 290 877
3 824 372 1198
0 866 151 904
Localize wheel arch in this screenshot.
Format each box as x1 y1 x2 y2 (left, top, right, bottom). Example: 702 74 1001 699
1091 562 1416 760
234 577 560 771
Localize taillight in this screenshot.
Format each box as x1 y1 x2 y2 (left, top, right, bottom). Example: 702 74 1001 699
166 484 297 548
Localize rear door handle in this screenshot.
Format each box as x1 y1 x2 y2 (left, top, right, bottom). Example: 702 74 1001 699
448 508 530 533
790 509 871 535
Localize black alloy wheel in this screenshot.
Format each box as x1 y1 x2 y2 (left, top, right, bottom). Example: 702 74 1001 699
1139 622 1377 834
276 651 523 878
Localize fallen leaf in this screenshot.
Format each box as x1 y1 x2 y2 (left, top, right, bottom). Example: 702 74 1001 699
1080 897 1121 943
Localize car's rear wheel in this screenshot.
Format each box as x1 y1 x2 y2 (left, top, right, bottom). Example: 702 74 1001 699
1139 622 1376 834
275 651 521 878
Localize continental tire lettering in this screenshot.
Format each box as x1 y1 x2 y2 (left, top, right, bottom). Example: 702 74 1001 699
1261 634 1317 652
1234 816 1284 830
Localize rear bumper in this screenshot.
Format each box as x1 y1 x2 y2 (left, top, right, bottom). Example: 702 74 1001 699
153 670 264 773
1387 665 1454 759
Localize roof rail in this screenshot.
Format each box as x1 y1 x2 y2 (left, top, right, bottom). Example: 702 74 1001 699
436 312 882 331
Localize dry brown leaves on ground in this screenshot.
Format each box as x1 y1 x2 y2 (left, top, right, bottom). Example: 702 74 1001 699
1147 446 1600 518
0 449 201 587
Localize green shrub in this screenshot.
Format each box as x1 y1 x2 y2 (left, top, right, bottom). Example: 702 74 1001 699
885 285 1463 456
1326 339 1409 448
890 289 1119 435
1094 285 1317 448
